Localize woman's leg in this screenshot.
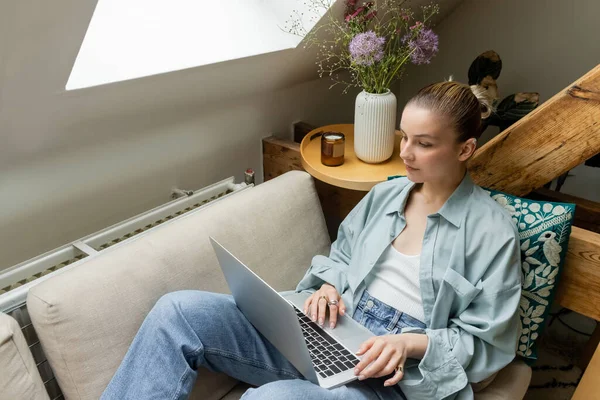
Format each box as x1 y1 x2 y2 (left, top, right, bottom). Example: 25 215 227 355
101 290 303 400
241 377 406 400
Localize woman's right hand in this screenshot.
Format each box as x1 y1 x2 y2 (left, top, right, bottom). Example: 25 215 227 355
303 283 346 329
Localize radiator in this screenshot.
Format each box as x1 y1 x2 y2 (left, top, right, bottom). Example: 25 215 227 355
0 175 251 312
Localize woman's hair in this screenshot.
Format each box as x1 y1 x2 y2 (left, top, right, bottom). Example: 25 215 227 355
406 78 494 142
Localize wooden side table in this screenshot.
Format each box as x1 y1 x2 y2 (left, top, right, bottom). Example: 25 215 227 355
300 124 407 191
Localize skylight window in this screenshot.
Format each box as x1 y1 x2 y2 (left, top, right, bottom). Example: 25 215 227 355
66 0 326 90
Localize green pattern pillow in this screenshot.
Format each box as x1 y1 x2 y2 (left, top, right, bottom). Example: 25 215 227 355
484 188 576 361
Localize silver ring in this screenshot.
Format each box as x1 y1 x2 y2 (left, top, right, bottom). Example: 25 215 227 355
328 299 339 306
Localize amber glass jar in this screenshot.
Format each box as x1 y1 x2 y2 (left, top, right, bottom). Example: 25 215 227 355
321 132 345 167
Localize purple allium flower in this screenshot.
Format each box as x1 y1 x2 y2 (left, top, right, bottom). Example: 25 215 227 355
402 27 438 65
349 31 386 66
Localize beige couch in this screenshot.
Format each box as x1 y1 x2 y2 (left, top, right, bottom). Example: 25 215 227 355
1 171 531 399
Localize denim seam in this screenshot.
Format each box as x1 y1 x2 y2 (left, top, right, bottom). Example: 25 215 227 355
171 364 192 400
359 310 368 326
363 306 397 330
184 343 204 359
204 348 302 379
387 310 401 331
169 343 204 400
185 342 301 379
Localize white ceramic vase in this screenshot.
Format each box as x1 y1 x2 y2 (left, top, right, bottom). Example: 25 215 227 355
354 89 397 163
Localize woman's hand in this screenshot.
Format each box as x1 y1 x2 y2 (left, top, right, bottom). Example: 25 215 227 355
303 283 346 329
354 334 419 387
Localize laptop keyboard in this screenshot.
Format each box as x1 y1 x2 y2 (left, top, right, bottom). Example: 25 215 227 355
293 306 360 379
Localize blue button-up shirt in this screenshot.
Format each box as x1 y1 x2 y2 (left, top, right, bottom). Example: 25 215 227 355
296 173 522 399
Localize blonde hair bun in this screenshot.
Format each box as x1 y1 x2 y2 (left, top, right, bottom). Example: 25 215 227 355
445 75 493 119
469 84 494 119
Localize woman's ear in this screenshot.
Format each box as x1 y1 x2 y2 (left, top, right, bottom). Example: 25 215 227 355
458 138 477 161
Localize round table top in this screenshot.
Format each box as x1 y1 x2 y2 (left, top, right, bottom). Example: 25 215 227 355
300 124 407 191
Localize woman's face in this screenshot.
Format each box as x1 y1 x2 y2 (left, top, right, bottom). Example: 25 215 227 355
399 104 473 183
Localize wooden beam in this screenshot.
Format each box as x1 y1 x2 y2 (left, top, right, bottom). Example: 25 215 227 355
469 63 600 196
526 187 600 234
556 226 600 321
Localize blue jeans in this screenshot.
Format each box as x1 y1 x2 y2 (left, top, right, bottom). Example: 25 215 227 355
101 290 426 400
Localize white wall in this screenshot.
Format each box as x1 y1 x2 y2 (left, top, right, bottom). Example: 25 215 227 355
0 76 361 270
392 0 600 202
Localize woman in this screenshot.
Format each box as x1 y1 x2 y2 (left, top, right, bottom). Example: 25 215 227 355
102 81 522 400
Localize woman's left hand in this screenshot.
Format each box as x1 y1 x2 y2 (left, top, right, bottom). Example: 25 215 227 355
354 335 409 387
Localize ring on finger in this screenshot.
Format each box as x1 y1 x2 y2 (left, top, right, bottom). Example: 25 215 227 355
319 295 328 303
328 299 339 306
395 364 403 373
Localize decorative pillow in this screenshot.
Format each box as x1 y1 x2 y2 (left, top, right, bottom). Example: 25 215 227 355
484 188 576 362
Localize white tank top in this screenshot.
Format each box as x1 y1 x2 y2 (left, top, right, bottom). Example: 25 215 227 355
365 243 425 323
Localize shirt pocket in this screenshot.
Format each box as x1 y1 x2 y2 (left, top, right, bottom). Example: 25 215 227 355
442 268 482 315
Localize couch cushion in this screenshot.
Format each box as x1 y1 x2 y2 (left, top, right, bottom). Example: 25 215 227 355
27 171 331 400
471 372 498 393
0 312 50 400
219 382 253 400
474 359 531 400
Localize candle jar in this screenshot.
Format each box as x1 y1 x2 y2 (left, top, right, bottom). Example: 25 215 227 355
321 132 345 167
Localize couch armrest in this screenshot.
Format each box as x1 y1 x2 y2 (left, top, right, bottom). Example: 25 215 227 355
0 312 50 400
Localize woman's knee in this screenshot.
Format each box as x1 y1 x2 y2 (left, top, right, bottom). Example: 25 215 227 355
150 290 235 324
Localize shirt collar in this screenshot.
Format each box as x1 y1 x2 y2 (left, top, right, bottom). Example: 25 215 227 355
385 179 416 216
385 172 475 228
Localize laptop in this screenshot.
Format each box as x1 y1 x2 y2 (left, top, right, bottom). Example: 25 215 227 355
209 236 375 389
